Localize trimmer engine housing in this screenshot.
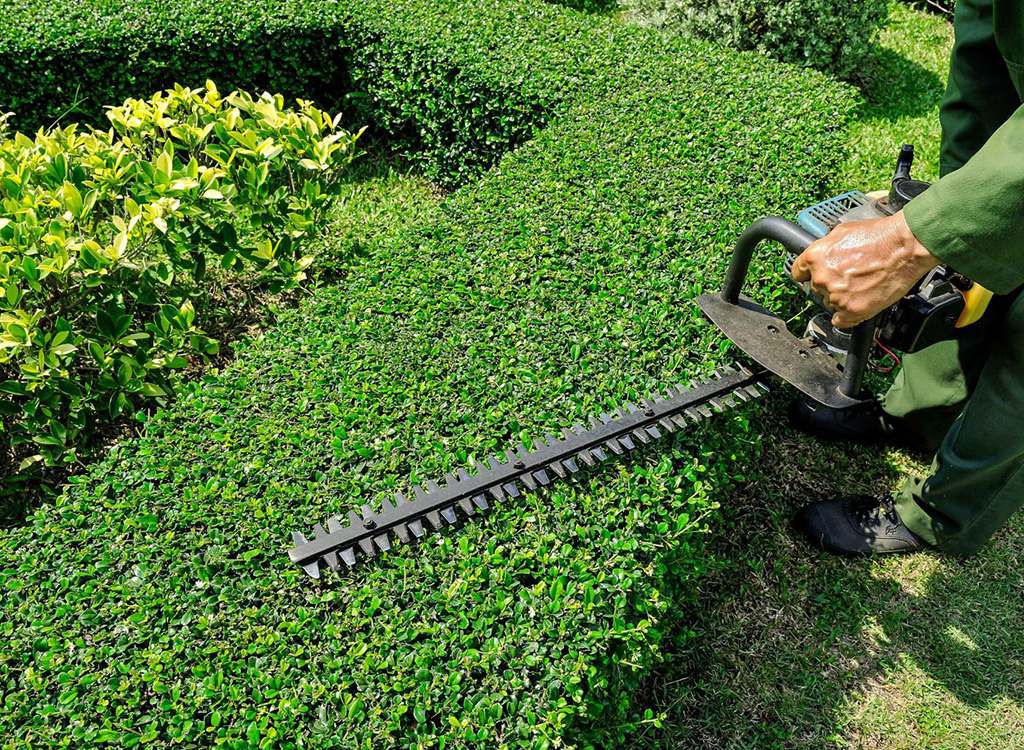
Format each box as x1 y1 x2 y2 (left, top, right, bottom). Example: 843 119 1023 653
789 145 967 356
697 145 986 410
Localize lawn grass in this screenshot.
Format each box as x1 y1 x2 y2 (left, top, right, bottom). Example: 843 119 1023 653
841 2 953 186
621 4 1024 748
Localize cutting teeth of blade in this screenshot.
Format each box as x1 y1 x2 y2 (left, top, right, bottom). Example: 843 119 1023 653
502 482 520 498
671 414 688 429
577 450 596 467
645 424 661 439
426 511 443 530
572 423 589 438
408 519 425 538
721 393 738 408
697 404 714 418
426 480 441 493
659 417 676 432
519 472 537 491
414 486 429 503
302 560 322 579
292 531 308 547
358 538 376 557
604 437 624 455
444 472 458 488
323 551 341 571
394 523 411 543
624 403 639 414
488 456 503 472
327 517 342 534
457 468 472 482
472 494 490 511
360 504 375 523
313 523 327 539
374 534 391 552
394 492 409 506
440 506 457 525
458 498 476 516
709 397 725 411
631 428 651 445
545 433 560 448
548 461 567 479
591 446 608 462
620 435 636 450
489 484 506 502
564 457 580 474
347 509 362 526
533 469 550 486
341 547 357 567
733 388 751 402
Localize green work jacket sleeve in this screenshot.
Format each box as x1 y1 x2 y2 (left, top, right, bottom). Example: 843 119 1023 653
903 103 1024 294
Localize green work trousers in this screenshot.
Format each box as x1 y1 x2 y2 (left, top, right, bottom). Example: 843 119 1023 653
886 0 1024 555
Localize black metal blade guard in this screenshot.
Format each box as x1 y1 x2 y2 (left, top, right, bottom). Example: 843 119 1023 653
697 293 862 409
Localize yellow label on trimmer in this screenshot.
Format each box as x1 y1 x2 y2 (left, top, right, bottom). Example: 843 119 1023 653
957 283 993 328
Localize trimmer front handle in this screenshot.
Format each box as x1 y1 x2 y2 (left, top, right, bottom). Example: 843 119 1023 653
699 217 877 408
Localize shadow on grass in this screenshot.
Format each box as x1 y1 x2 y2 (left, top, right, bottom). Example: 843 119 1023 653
624 394 1024 749
854 43 946 122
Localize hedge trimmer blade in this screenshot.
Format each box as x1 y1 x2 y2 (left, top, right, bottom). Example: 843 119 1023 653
288 364 767 578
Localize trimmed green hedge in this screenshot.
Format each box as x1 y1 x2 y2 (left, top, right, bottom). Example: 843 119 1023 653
0 0 856 747
0 0 606 186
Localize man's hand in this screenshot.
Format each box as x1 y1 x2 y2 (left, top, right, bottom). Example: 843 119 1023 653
791 210 940 329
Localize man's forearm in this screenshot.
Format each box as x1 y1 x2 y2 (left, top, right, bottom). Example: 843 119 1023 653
903 103 1024 295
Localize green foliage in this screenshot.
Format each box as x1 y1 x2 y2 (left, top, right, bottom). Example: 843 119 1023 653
0 82 361 477
0 0 589 187
0 0 857 747
543 0 619 12
626 0 888 78
905 0 954 18
0 3 855 748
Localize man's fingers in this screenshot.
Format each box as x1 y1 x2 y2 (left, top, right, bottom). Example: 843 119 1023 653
791 250 812 282
810 280 829 306
831 310 864 330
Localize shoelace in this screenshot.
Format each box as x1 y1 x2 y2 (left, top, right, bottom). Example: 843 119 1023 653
851 495 901 527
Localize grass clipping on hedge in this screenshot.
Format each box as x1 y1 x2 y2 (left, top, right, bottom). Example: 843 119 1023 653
0 1 855 748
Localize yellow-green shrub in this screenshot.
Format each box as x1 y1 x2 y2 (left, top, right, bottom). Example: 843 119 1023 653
0 82 362 477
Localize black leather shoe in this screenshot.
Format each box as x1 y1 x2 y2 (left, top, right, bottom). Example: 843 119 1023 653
788 396 909 446
794 495 932 557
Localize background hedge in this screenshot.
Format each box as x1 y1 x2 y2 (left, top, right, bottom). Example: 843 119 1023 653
0 0 607 187
623 0 889 79
0 0 856 747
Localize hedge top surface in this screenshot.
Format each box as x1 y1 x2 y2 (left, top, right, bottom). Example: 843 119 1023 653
0 0 856 748
0 0 601 91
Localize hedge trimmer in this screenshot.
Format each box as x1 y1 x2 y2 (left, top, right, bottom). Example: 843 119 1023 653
288 146 992 578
